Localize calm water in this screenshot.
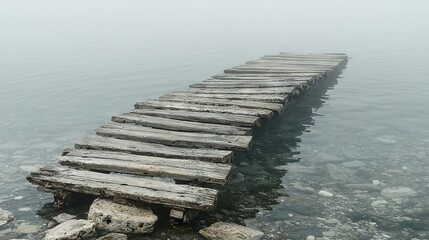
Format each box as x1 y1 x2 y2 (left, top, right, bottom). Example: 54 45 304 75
1 1 429 239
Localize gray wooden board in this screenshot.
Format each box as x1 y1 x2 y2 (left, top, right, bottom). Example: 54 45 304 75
75 135 233 163
224 68 329 74
278 53 346 58
182 87 297 95
112 113 252 135
96 122 253 151
135 100 274 118
190 82 300 89
245 60 339 66
60 149 231 184
163 91 287 103
212 73 321 79
204 77 314 82
27 166 218 211
232 65 334 71
158 95 284 113
130 109 261 127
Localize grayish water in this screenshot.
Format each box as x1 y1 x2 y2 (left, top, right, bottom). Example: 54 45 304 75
1 0 429 239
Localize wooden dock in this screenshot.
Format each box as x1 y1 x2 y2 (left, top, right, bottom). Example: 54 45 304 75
27 53 347 218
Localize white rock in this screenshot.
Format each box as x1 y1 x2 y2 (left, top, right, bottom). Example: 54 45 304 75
53 213 76 223
14 196 23 200
372 180 380 186
318 190 334 197
381 187 417 199
15 222 42 234
199 222 264 240
293 185 315 193
324 218 339 224
18 207 32 212
44 219 96 240
371 200 389 207
97 233 127 240
88 198 157 234
0 208 12 226
306 236 315 240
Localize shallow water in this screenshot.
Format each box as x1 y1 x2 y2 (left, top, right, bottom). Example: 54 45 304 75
1 0 429 239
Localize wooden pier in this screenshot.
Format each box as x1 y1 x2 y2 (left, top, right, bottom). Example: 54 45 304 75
27 53 347 219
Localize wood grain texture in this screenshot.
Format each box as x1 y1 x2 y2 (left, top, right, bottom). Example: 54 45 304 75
96 122 253 151
61 149 231 184
75 135 233 163
131 108 261 127
112 113 252 135
163 91 288 103
27 166 218 211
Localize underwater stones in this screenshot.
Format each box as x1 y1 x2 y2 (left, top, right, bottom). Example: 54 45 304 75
345 184 382 192
96 233 127 240
88 198 157 234
341 160 366 168
326 164 351 181
15 222 42 234
381 187 417 199
53 213 76 224
44 219 96 240
199 222 264 240
0 208 12 226
318 190 334 197
292 184 315 194
371 200 389 207
317 152 344 162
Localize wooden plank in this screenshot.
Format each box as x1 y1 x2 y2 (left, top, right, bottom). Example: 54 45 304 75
158 95 284 113
232 65 334 71
190 81 300 89
75 135 233 163
163 91 288 103
212 73 321 79
60 149 231 184
183 87 297 95
204 77 315 82
224 68 328 74
112 113 252 135
245 59 339 66
135 100 274 118
131 109 261 127
27 166 218 211
96 122 253 151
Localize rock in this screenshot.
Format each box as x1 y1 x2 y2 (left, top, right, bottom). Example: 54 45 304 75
345 184 382 192
53 213 76 223
326 164 350 181
47 221 57 229
306 236 315 240
381 187 417 199
97 233 128 240
372 180 380 186
44 219 96 240
323 230 336 237
318 190 334 197
339 224 353 232
88 198 157 234
292 185 315 193
375 137 396 144
18 207 32 212
0 208 12 226
15 222 42 234
324 218 340 224
341 160 366 168
199 222 264 240
371 200 389 207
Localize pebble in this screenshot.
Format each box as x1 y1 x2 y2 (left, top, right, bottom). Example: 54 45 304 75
0 208 12 226
371 200 389 207
318 190 334 197
372 180 380 185
345 184 382 192
15 222 42 234
44 219 96 240
341 160 366 168
292 185 315 193
324 218 339 224
14 196 23 200
323 230 336 237
381 187 417 199
18 207 32 212
306 236 315 240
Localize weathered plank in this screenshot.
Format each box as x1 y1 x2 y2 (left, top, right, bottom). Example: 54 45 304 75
182 87 297 95
135 100 274 118
112 113 252 135
224 68 328 74
75 135 233 163
190 81 299 89
212 73 321 79
163 91 288 103
204 77 314 82
158 95 284 113
232 65 334 71
96 122 253 151
60 149 231 184
245 59 339 66
27 166 218 211
131 108 261 127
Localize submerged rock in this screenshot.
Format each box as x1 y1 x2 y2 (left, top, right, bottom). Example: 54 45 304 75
97 233 127 240
326 164 351 181
318 190 334 197
0 208 12 226
88 198 157 234
44 219 96 240
345 184 382 192
199 222 264 240
53 213 76 224
15 222 42 234
381 187 417 199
